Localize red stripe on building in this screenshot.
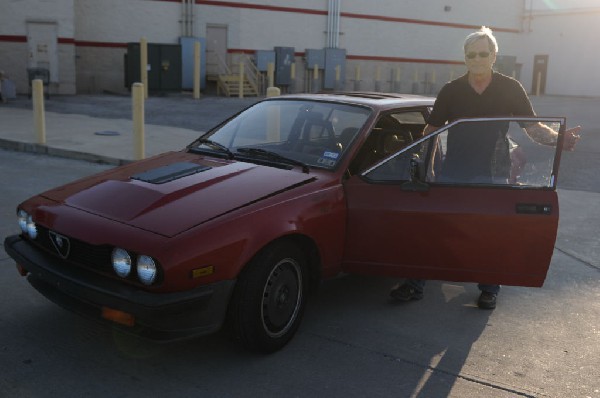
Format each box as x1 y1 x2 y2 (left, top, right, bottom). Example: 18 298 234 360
193 1 519 33
196 0 327 16
341 12 520 33
347 55 465 65
74 40 128 48
0 35 27 43
58 38 75 45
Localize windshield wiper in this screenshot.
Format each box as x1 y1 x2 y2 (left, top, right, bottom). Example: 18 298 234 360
190 138 234 159
236 147 310 173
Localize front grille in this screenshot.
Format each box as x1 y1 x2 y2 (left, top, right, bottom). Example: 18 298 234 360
28 226 163 287
33 225 113 274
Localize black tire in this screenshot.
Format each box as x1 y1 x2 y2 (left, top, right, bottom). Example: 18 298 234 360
228 241 308 353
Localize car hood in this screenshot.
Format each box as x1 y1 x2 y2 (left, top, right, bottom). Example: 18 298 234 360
41 153 316 237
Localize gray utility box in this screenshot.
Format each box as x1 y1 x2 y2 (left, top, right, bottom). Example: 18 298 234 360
180 37 207 90
125 43 182 92
305 49 325 70
323 48 346 90
255 50 276 72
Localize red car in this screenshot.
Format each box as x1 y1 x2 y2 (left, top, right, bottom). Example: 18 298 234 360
4 93 567 353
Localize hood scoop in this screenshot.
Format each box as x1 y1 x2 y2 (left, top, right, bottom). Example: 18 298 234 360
131 162 211 184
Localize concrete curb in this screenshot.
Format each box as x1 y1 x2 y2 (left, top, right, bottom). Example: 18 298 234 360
0 138 129 166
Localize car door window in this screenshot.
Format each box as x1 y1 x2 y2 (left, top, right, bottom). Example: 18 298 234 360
349 111 426 175
364 117 564 188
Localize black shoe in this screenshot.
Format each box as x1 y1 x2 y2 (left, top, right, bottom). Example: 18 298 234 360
390 283 424 301
477 291 497 309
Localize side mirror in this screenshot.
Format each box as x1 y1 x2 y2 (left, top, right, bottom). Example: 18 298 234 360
401 155 430 192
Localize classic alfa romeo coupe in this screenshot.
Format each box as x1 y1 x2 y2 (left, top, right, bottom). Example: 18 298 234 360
4 92 567 352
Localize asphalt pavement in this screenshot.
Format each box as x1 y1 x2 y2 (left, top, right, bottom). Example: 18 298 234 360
0 92 598 397
0 93 260 165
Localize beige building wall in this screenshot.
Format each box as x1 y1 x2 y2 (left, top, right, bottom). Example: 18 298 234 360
518 8 600 96
0 0 75 94
5 0 595 97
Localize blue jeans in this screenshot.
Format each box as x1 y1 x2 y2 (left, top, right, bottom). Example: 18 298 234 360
406 279 500 294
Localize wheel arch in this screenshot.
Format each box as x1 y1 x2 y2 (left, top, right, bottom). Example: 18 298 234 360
238 233 322 294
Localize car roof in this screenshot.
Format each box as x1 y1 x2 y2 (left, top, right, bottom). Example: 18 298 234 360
268 92 436 111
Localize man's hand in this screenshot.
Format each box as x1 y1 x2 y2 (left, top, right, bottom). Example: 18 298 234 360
563 126 581 151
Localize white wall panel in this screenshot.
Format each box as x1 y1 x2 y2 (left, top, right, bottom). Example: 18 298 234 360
2 0 598 96
1 0 74 36
75 0 181 43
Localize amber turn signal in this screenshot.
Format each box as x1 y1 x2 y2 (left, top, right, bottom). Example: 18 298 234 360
101 307 135 327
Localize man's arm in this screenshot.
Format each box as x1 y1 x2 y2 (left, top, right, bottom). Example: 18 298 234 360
416 124 439 139
524 123 581 151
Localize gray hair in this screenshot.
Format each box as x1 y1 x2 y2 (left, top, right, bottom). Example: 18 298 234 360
464 26 498 54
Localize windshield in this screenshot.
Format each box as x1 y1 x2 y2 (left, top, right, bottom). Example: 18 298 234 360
190 99 371 170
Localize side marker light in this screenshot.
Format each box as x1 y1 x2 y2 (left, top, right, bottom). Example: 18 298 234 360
192 265 214 279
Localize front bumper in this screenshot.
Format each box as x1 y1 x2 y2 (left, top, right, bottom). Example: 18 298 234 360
4 235 235 341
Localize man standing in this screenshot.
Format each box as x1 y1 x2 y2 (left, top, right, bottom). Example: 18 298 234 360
390 26 581 309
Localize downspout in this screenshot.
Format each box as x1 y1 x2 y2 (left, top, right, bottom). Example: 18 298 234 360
190 0 194 37
181 0 194 36
327 0 332 47
334 0 340 48
181 0 186 36
327 0 340 48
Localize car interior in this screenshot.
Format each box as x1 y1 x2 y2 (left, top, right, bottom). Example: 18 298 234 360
349 114 424 175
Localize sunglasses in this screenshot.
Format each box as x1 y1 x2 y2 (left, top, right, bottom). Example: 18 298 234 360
466 51 491 59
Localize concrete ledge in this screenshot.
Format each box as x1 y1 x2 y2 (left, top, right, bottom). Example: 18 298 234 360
0 138 129 166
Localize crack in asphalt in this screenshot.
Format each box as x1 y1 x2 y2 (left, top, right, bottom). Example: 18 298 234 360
555 246 600 272
305 331 544 398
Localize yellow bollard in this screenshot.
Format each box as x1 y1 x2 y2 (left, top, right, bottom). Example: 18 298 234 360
267 103 280 142
193 41 201 99
266 86 280 97
355 65 361 81
132 83 145 160
239 62 245 98
267 62 274 88
335 65 341 84
536 71 542 96
140 37 148 99
431 70 436 84
32 79 46 145
290 62 296 93
394 67 401 92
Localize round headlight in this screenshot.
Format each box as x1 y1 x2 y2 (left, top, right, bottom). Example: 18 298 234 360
112 248 132 278
26 215 37 239
17 210 28 234
137 255 157 285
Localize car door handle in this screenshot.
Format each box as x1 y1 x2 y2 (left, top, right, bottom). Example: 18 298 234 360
516 203 553 215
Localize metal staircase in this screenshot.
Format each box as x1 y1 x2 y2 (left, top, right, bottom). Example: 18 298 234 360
214 54 261 97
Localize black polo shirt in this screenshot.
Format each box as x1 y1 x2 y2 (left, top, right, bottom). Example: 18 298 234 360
428 72 535 181
428 71 535 125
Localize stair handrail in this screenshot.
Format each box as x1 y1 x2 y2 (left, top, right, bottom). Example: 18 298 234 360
215 52 231 76
240 53 260 93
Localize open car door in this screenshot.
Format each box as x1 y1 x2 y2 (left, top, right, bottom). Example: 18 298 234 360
342 116 566 287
